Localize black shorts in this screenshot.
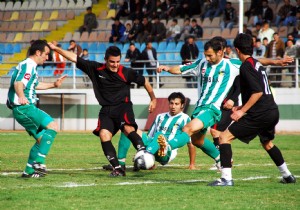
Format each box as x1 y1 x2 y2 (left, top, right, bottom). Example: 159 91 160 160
228 109 279 144
93 102 138 136
212 108 233 131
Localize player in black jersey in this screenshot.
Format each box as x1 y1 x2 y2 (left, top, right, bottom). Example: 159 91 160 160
209 33 296 186
48 43 157 176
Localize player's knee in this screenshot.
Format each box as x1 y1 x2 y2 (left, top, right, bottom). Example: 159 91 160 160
47 121 58 132
210 128 218 137
262 140 273 150
99 130 112 142
219 133 230 144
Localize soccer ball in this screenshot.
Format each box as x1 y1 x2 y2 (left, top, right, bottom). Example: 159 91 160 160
134 150 155 170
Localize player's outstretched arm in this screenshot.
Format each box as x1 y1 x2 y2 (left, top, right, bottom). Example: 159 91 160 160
36 75 67 90
48 42 78 63
157 65 181 74
258 56 294 66
144 79 157 113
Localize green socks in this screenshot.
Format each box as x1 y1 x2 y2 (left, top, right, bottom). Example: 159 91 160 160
25 143 39 174
168 131 190 149
198 138 220 160
35 129 57 164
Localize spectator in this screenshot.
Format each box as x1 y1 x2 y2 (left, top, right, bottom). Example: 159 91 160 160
81 48 90 60
274 0 296 27
153 0 164 18
115 0 130 19
148 15 166 42
166 18 181 43
253 39 266 58
68 40 82 57
225 45 237 58
264 33 285 87
141 42 159 85
252 22 262 37
79 7 98 35
120 22 132 43
202 0 224 20
257 21 274 44
160 0 176 20
286 33 296 46
189 18 203 39
176 0 201 18
179 18 191 41
109 18 126 43
128 18 143 42
263 37 269 47
244 0 262 20
220 1 237 31
53 42 66 76
129 0 143 21
136 17 152 43
180 35 199 88
124 43 143 77
243 24 252 36
253 0 273 26
142 0 155 19
284 39 298 87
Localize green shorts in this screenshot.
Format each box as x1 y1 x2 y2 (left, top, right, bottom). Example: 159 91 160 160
12 104 53 140
191 105 222 134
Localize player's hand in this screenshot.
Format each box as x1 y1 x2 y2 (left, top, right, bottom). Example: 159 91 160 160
157 65 169 73
18 96 29 105
54 75 67 87
232 106 242 112
47 42 56 50
279 56 294 66
231 109 245 122
148 98 157 113
223 99 234 110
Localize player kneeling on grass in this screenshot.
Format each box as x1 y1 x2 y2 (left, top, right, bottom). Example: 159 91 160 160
48 43 156 177
209 33 296 186
6 40 67 178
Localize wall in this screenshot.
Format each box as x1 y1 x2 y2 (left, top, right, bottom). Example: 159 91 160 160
1 88 300 132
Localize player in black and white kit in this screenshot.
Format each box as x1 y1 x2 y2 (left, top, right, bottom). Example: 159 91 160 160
209 33 296 186
48 43 157 176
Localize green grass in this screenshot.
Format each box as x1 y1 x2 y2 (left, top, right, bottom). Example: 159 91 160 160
0 132 299 210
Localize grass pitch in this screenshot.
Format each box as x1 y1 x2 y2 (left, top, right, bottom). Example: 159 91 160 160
0 132 299 210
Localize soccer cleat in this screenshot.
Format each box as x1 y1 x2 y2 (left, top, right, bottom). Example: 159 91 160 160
209 161 221 171
21 172 44 178
280 175 296 184
32 162 47 175
208 178 234 186
157 134 168 157
102 164 126 171
109 168 126 177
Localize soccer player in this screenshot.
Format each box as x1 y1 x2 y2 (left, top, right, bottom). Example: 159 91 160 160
48 43 156 177
105 92 196 170
6 40 67 178
209 33 296 186
157 38 241 169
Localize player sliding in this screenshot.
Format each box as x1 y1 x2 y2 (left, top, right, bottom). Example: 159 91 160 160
209 33 296 186
103 92 196 170
48 43 157 177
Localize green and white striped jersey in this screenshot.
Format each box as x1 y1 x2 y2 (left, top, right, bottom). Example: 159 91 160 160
180 58 241 110
148 112 191 141
7 58 39 106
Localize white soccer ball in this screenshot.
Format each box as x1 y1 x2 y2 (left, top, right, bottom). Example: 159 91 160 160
134 150 155 170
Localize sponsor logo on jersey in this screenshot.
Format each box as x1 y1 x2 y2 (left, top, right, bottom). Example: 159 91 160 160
24 73 31 80
98 74 106 79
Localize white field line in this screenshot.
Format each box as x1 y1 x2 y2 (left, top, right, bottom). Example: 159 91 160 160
1 163 299 176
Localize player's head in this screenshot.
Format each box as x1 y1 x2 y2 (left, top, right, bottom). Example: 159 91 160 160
204 38 224 65
105 46 121 72
168 92 186 116
211 36 227 54
28 40 50 65
233 33 253 58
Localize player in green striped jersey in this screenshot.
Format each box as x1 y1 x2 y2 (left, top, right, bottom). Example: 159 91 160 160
6 40 67 178
106 92 196 170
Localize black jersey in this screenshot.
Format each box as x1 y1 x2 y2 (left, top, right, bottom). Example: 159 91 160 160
76 57 145 106
240 57 277 114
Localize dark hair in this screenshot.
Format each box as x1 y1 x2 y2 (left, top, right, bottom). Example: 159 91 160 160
105 46 121 60
191 18 197 22
87 6 92 11
168 92 186 104
83 48 88 51
173 19 178 23
129 43 135 46
233 33 253 56
210 36 227 50
28 40 49 56
204 38 224 52
69 39 75 44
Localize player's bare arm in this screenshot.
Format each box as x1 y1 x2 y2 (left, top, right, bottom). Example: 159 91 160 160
157 65 181 74
223 99 234 110
258 56 294 67
14 82 29 105
36 75 67 90
144 79 157 113
48 42 77 63
231 92 263 121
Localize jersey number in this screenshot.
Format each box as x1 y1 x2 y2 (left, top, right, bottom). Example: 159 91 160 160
261 70 272 95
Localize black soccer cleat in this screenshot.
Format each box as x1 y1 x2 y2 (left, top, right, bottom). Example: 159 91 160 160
32 162 47 175
208 178 234 186
21 172 44 178
109 168 126 177
280 175 296 184
103 164 126 171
